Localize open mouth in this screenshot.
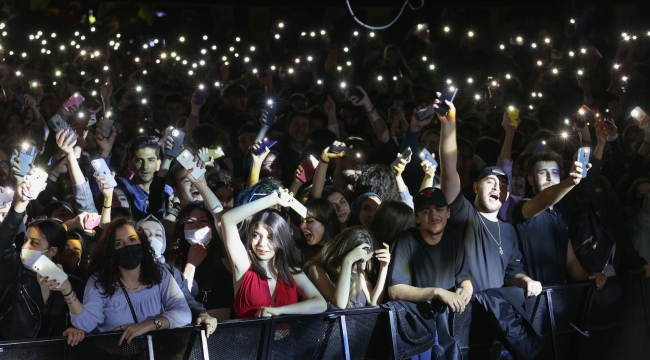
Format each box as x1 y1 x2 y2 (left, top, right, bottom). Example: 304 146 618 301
191 189 200 197
256 249 269 256
303 232 314 242
489 193 499 201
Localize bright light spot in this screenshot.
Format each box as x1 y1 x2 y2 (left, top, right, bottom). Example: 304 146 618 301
340 82 346 88
135 57 140 62
565 119 570 124
171 52 177 57
544 38 550 43
500 44 505 50
250 46 256 51
552 68 558 74
475 94 480 100
201 49 207 54
136 86 142 92
444 26 450 33
578 70 583 75
301 32 306 36
346 61 352 66
307 56 313 61
446 79 452 84
532 92 537 97
516 36 523 43
369 32 375 37
537 60 543 66
377 76 383 81
569 51 575 57
320 30 326 35
244 57 249 63
93 50 99 56
80 36 85 40
570 19 575 24
236 37 241 42
295 58 300 63
317 79 322 85
179 36 185 42
271 65 276 70
188 70 193 75
580 48 586 54
103 65 109 71
90 27 95 32
506 74 511 79
393 76 398 80
55 70 61 76
212 45 217 50
422 56 427 61
274 34 280 39
343 47 349 52
622 76 628 81
215 82 220 87
531 43 537 48
288 68 294 74
91 91 97 96
429 64 435 70
468 31 474 37
337 66 342 71
278 22 284 28
468 78 473 83
199 84 205 90
579 109 585 115
161 53 167 59
614 64 620 69
310 32 316 37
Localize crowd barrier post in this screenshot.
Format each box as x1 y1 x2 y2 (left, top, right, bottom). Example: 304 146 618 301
339 314 351 360
545 288 559 360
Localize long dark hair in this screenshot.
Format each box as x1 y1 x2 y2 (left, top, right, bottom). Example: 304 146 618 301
246 210 300 287
369 200 415 247
305 226 375 307
172 201 221 269
304 198 341 245
86 218 162 296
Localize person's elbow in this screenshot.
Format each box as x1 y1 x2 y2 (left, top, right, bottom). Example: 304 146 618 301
388 285 400 301
311 294 328 313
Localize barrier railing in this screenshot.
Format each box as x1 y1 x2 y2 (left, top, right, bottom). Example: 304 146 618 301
1 276 649 360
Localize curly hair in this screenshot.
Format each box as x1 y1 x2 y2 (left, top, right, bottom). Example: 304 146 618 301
353 163 399 202
86 218 162 296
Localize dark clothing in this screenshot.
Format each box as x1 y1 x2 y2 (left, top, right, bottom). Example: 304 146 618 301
389 227 471 291
0 208 76 340
569 157 648 275
472 287 545 360
512 200 569 285
448 194 526 292
192 255 234 316
383 300 461 360
115 175 172 221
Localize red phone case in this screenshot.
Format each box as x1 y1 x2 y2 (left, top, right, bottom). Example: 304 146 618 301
298 158 317 182
63 92 85 109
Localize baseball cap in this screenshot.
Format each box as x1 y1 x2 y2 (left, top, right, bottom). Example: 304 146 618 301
477 166 509 184
414 187 448 212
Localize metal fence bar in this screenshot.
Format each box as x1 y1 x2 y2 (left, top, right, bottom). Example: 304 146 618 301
546 289 558 360
388 309 400 360
339 314 351 360
147 334 155 360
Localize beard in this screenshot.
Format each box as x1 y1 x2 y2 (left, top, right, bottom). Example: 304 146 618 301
424 227 444 236
477 194 502 213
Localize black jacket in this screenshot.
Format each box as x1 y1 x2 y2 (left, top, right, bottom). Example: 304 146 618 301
569 157 647 275
0 208 70 340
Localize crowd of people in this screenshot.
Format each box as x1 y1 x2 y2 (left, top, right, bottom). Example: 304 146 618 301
0 1 649 358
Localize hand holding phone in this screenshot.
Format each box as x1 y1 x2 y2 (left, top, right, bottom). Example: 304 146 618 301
419 148 438 167
176 150 206 180
22 168 48 200
83 213 101 230
331 144 356 157
391 147 412 170
13 144 38 177
346 87 365 101
576 147 591 178
506 107 519 127
199 148 225 162
100 119 115 138
277 189 307 218
166 129 185 157
297 155 318 183
91 158 117 188
32 256 68 289
433 87 458 116
47 114 79 146
252 139 277 155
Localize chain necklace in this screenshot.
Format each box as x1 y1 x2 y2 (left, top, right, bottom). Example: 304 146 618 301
120 280 142 291
477 212 503 255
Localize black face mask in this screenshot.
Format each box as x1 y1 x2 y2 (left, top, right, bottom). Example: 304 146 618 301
115 244 143 270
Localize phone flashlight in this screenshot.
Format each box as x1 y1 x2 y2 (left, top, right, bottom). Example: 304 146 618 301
267 99 273 105
198 84 205 90
136 86 142 92
22 143 29 150
172 129 179 137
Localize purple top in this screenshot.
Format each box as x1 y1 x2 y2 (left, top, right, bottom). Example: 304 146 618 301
71 265 191 332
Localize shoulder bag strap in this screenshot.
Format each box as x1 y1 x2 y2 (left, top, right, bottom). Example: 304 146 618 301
118 279 139 323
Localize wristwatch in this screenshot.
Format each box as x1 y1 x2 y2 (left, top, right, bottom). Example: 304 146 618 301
153 318 162 330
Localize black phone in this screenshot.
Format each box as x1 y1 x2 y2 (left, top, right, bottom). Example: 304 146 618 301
347 87 365 101
47 114 79 146
434 88 459 116
167 129 185 157
331 144 356 157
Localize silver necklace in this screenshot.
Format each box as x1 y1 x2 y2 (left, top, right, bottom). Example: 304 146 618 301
477 212 503 255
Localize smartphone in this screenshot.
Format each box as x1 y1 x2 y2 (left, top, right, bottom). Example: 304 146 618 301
23 168 48 200
297 156 318 182
331 144 356 157
195 90 206 106
177 150 206 180
12 87 27 108
47 114 79 145
91 158 117 188
29 123 45 150
13 144 38 177
167 129 185 157
509 37 525 45
32 256 68 289
434 87 459 116
577 147 590 178
278 190 307 218
347 87 365 101
632 106 649 129
0 187 13 207
393 100 404 109
252 139 277 155
63 92 84 110
101 119 115 138
391 147 412 169
84 214 101 230
531 139 546 154
199 148 225 162
419 148 438 167
507 107 520 127
263 103 277 126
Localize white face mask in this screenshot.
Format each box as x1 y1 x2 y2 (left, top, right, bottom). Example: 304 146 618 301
20 248 48 270
148 237 164 261
184 227 212 246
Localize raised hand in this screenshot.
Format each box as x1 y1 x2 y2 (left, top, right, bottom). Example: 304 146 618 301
392 152 411 176
55 129 77 154
320 143 346 163
421 159 437 177
343 243 373 266
375 243 390 267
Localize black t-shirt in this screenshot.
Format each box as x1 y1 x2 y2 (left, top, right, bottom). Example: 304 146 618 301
512 200 569 285
389 227 471 291
448 194 525 292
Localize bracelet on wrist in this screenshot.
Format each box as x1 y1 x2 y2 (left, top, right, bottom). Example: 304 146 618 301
103 204 112 209
62 289 73 297
366 107 377 116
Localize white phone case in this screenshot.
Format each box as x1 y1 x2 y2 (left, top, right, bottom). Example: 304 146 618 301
24 169 48 200
176 150 206 180
91 158 117 188
278 190 307 218
32 255 68 288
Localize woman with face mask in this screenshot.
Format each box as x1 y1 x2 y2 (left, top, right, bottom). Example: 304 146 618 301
221 188 327 318
138 215 218 337
0 182 85 344
45 217 191 346
172 202 234 322
306 226 390 309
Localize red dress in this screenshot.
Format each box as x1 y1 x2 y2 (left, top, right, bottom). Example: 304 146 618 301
234 267 298 319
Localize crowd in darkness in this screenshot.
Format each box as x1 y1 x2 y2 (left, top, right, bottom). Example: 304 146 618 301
0 0 650 357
